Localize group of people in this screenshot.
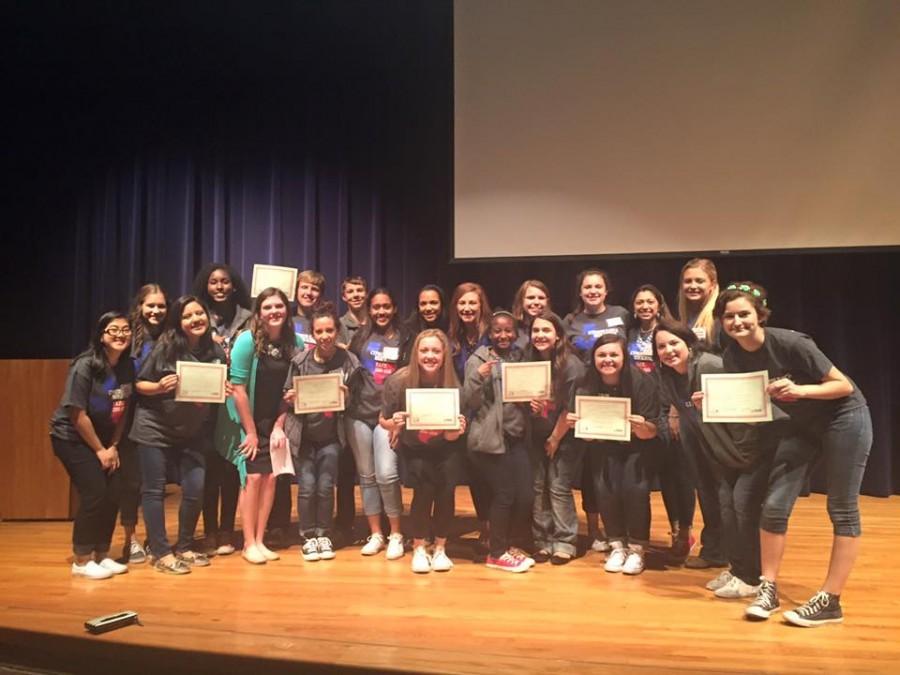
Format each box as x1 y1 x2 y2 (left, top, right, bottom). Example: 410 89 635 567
49 257 872 628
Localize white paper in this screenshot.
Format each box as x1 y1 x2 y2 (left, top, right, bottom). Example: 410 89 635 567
174 361 227 403
250 264 298 301
575 395 631 441
501 361 551 402
702 371 773 423
405 388 460 430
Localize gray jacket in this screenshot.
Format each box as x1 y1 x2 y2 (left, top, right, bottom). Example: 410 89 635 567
463 345 522 454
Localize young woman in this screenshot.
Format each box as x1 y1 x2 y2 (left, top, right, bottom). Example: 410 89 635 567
654 318 777 598
380 329 467 573
671 259 727 569
405 284 448 335
218 288 303 564
527 312 584 564
117 283 168 564
49 312 135 579
130 295 227 574
715 283 871 626
626 284 693 561
348 288 414 559
463 310 534 573
563 269 629 554
191 263 251 556
511 279 552 351
278 303 363 562
566 334 659 575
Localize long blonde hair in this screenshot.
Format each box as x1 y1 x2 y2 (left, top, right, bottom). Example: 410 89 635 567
677 258 719 342
402 329 459 389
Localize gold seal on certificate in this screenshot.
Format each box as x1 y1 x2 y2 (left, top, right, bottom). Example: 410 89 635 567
293 373 345 414
405 388 460 430
701 371 773 423
251 264 299 301
574 395 631 442
501 361 551 402
175 361 227 403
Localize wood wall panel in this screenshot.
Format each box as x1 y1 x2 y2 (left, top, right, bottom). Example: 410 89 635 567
0 359 72 519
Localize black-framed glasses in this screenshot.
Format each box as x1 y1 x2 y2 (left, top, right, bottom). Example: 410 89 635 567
104 327 132 337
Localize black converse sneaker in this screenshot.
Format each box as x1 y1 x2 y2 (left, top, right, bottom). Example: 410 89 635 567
745 577 780 620
783 591 843 627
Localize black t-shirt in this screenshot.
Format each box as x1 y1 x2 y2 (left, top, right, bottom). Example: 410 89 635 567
723 327 866 429
286 349 348 443
254 352 290 449
129 342 227 447
50 355 135 446
564 307 631 359
382 371 458 449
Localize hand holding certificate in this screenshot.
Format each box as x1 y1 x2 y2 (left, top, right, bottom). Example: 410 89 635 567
502 361 551 402
175 361 227 403
250 264 299 301
405 388 460 430
573 395 631 441
293 373 345 414
701 371 772 423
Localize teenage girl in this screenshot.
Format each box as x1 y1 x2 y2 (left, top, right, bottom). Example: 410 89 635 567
511 279 552 351
405 284 448 335
380 329 467 573
715 283 871 626
49 312 135 580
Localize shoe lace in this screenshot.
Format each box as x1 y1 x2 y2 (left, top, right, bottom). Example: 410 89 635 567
797 591 830 617
755 580 777 606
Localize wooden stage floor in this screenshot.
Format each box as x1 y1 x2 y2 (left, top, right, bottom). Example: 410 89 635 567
0 490 898 674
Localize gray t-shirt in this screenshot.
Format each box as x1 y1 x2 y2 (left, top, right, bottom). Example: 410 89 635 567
563 306 631 359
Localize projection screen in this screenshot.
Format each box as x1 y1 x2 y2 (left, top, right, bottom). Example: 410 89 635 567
453 0 900 259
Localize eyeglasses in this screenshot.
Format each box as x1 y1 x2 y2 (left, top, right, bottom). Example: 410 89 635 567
104 327 132 337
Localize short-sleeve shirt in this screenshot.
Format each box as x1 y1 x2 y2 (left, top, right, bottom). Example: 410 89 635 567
626 327 657 375
293 315 315 349
382 371 458 449
564 306 631 358
355 331 402 388
50 355 135 446
723 327 866 429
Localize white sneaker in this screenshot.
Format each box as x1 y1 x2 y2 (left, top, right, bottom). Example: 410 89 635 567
361 532 386 556
317 537 336 560
705 570 734 591
714 575 760 599
72 561 113 580
411 546 431 573
386 532 405 560
622 548 645 575
98 557 128 575
431 547 453 572
215 544 236 556
301 538 320 562
604 543 627 573
591 538 611 553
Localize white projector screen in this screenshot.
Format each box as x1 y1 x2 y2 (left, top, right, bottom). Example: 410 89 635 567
453 0 900 259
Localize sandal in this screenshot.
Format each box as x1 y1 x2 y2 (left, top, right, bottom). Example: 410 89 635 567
177 550 211 567
533 549 552 564
551 552 573 565
154 556 191 575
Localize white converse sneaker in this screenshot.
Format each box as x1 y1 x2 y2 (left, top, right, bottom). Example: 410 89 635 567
317 537 336 560
431 547 453 572
361 532 386 556
705 570 734 591
591 538 611 553
98 558 129 575
72 561 113 580
411 545 431 573
386 532 405 560
604 542 627 573
301 538 320 562
714 575 760 599
622 547 645 575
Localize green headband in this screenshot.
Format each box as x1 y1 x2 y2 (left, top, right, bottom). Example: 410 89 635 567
726 283 768 307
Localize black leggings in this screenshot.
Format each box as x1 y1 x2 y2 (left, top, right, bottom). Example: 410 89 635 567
202 451 239 538
117 439 142 528
470 439 533 557
407 445 459 540
592 445 653 545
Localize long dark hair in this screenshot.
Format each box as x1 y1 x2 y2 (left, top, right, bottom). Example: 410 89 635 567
74 311 131 378
128 283 168 358
525 311 572 401
406 284 448 333
191 262 251 311
352 287 402 348
630 283 673 324
158 295 216 362
251 287 297 358
651 317 705 374
572 268 612 314
581 333 634 396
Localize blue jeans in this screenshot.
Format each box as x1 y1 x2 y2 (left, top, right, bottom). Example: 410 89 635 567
761 405 872 537
138 443 206 559
592 445 652 546
372 424 403 518
295 439 340 537
531 436 583 556
344 418 385 517
717 455 772 585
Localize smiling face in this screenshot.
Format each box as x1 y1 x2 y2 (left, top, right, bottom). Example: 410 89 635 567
593 341 625 382
207 269 233 304
531 317 559 355
297 281 321 310
416 336 445 378
102 318 132 355
418 289 442 325
259 294 287 334
141 292 167 327
456 291 481 324
342 282 367 312
682 266 712 306
523 286 548 318
490 315 516 352
580 274 607 313
721 297 763 345
633 290 660 325
655 330 690 374
369 292 397 330
313 315 338 355
180 301 209 343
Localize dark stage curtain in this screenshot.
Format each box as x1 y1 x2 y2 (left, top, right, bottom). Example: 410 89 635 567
2 1 896 495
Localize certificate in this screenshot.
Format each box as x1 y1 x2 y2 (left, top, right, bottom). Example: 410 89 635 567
405 388 460 431
175 361 227 403
701 371 772 423
251 264 298 301
575 395 631 442
293 373 345 414
502 361 551 402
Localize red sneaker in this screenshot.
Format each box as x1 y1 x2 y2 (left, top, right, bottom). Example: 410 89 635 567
486 552 531 573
